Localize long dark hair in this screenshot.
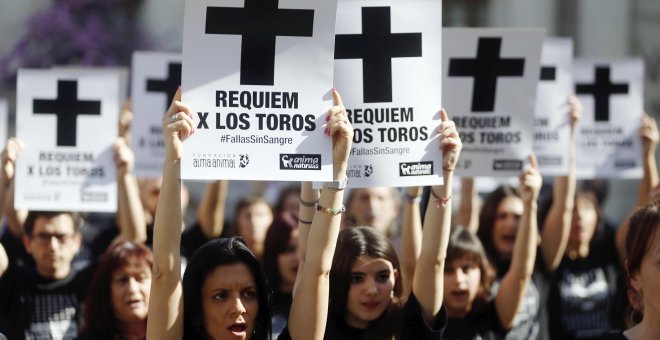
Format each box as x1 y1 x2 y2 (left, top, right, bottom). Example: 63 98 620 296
262 213 298 294
182 237 272 340
625 201 660 326
447 228 496 314
80 241 153 339
477 185 521 269
329 227 403 339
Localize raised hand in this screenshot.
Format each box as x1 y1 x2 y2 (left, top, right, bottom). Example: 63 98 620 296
113 137 134 176
568 94 582 130
326 89 353 170
1 138 24 183
640 113 659 156
519 153 542 204
162 87 194 161
118 100 133 140
438 109 461 172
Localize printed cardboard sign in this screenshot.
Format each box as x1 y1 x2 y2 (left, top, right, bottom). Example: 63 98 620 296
131 51 182 177
181 0 339 181
335 0 443 187
15 69 120 212
574 59 644 179
443 28 544 177
534 38 574 176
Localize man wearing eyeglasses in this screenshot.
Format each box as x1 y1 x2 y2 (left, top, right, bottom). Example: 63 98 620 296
0 211 92 340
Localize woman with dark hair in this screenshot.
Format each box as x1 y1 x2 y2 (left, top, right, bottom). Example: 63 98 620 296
458 96 581 339
621 201 660 339
78 241 153 340
147 89 352 340
262 213 299 337
601 201 660 340
443 153 541 339
543 112 659 339
282 107 459 339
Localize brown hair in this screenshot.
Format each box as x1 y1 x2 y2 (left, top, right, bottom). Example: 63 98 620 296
79 241 153 339
624 201 660 326
447 227 496 313
329 227 404 339
477 185 520 267
24 211 83 236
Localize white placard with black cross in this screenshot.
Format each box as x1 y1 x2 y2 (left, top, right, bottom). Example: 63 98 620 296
334 0 443 188
15 69 120 212
181 0 338 181
0 99 7 148
443 28 544 177
574 59 644 179
533 38 574 176
131 51 182 178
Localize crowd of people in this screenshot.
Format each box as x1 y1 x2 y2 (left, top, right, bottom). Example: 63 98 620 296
0 88 659 340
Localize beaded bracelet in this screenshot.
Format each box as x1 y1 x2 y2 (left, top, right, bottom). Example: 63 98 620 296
316 204 346 216
430 188 451 208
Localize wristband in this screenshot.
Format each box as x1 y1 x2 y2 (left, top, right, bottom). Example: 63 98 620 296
325 177 348 192
300 198 319 208
430 188 451 208
299 219 313 225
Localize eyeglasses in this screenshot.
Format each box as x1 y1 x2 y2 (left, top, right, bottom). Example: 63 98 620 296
32 232 76 245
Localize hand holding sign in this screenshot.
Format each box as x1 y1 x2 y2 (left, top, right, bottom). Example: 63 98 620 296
1 138 24 183
568 94 583 131
327 89 353 172
438 109 461 173
640 113 659 157
113 137 134 177
519 154 542 204
162 88 194 162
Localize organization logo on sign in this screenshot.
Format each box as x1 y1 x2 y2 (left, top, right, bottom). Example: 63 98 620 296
399 161 433 176
279 154 321 170
492 159 523 171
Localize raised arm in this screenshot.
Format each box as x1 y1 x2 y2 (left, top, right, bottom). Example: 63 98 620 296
412 109 461 323
197 180 228 239
288 89 353 340
456 177 479 233
616 113 659 261
147 89 194 340
541 95 581 271
292 181 319 296
1 138 27 238
496 154 541 329
114 137 147 243
400 186 422 300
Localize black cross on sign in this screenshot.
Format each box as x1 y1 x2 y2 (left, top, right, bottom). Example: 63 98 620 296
575 66 629 122
335 7 422 103
33 80 102 147
147 62 181 109
205 0 314 86
540 66 556 81
448 37 525 112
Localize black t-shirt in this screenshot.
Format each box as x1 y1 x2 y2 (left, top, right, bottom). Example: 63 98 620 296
444 300 506 340
271 290 293 338
0 265 94 340
547 232 625 339
0 223 34 271
278 293 447 340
